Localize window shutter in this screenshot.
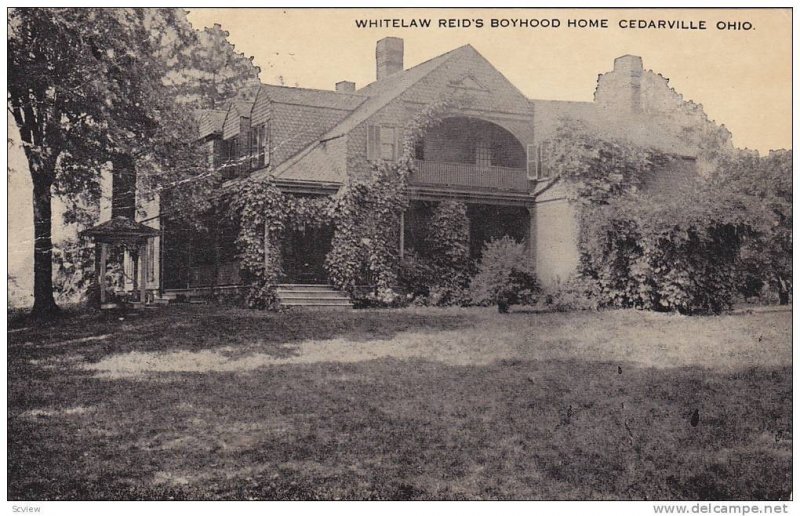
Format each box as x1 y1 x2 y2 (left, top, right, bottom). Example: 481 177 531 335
263 122 270 167
367 125 379 161
394 127 401 161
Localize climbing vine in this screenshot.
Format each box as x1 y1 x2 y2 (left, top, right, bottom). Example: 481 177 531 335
228 179 334 308
325 95 464 304
229 94 466 309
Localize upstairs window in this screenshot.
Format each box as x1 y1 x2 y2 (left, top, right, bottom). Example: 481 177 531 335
249 123 270 169
475 141 492 167
367 124 399 161
527 142 552 180
413 140 425 161
537 142 552 179
526 144 537 178
220 138 240 179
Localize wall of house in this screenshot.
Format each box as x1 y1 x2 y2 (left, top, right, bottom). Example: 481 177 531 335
346 46 537 182
534 185 580 286
421 117 526 168
642 156 699 196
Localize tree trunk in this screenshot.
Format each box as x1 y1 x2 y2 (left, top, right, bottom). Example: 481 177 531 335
777 275 790 305
31 177 59 317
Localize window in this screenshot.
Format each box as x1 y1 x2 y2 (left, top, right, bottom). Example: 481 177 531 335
379 126 396 160
247 123 270 170
414 140 425 161
220 138 238 179
526 144 537 178
475 141 492 167
249 128 258 169
260 123 269 168
367 124 398 161
538 142 552 179
527 142 552 179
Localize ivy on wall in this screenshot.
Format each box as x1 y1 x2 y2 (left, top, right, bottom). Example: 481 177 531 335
542 119 748 314
228 179 334 308
229 95 464 309
425 200 471 305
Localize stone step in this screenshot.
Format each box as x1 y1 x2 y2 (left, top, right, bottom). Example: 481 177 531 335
276 284 339 292
280 299 353 307
276 292 350 301
276 283 353 309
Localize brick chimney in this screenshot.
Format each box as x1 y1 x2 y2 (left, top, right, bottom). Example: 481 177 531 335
336 80 356 92
376 37 404 80
613 55 643 112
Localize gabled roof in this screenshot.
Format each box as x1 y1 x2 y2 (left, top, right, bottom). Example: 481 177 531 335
259 84 366 111
81 216 159 243
232 99 255 118
329 45 468 139
259 45 470 184
197 109 227 139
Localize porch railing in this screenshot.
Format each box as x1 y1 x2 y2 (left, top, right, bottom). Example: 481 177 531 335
410 160 529 192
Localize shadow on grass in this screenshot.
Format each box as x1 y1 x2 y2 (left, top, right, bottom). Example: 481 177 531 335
7 304 477 363
7 350 792 501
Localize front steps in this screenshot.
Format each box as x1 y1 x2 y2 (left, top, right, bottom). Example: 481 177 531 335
159 284 353 309
276 284 353 309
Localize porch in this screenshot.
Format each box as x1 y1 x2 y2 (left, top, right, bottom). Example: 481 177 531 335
409 160 529 193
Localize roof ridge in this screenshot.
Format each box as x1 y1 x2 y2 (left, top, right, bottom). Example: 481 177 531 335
357 44 469 94
268 44 466 181
260 83 367 98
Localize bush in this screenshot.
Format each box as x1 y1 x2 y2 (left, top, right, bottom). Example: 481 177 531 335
579 192 746 315
470 236 539 313
538 277 598 312
397 201 472 306
397 250 434 301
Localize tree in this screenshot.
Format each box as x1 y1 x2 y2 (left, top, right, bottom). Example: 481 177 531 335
9 8 163 315
9 8 260 316
166 23 261 110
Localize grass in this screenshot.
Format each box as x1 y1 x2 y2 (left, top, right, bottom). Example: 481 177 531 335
7 305 792 500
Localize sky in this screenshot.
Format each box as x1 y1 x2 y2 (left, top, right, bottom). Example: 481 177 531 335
186 7 792 154
6 7 793 305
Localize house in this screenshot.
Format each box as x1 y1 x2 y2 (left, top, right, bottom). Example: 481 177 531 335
127 38 731 304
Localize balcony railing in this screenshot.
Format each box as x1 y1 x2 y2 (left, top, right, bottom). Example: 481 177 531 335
410 160 529 192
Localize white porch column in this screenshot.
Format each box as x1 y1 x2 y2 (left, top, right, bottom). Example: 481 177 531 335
527 204 537 270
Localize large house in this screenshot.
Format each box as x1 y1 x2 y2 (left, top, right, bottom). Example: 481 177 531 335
122 38 731 305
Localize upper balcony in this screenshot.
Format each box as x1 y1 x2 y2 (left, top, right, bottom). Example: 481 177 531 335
410 160 529 192
407 116 530 194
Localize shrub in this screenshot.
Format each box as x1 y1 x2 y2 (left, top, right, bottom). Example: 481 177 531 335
538 277 598 312
470 236 539 313
397 250 434 301
579 192 746 315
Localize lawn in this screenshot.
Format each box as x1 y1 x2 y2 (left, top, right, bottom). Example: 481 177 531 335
7 305 792 500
